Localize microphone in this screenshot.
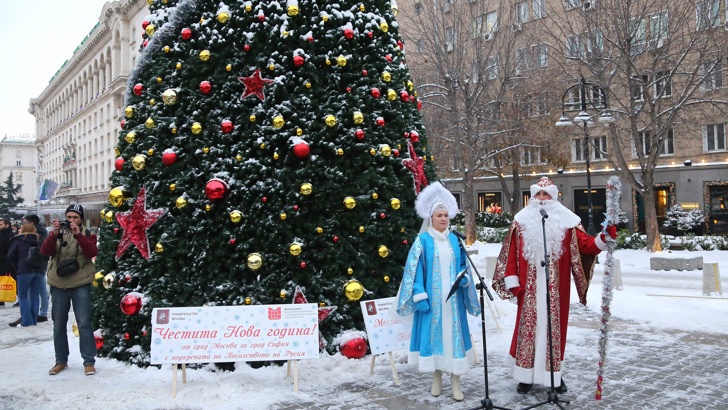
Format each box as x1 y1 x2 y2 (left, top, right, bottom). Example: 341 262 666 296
450 228 467 239
539 209 549 219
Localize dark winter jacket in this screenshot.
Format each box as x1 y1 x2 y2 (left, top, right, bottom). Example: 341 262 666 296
7 234 42 275
40 225 97 289
0 227 14 275
34 222 49 273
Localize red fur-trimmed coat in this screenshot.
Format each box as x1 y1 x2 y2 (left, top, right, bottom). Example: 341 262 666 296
492 222 603 374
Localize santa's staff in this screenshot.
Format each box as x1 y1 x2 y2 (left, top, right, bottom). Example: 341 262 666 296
595 176 622 400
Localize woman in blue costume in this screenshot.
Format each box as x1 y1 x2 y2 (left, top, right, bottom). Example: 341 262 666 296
396 182 481 401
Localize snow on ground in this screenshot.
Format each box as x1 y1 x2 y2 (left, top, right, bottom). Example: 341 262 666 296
1 243 726 409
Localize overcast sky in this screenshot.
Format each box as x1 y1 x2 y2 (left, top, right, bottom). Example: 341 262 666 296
0 0 112 138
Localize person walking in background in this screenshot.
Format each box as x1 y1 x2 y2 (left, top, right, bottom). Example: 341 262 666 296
0 218 15 307
492 177 617 394
7 220 44 327
396 182 481 402
9 214 50 325
41 204 98 376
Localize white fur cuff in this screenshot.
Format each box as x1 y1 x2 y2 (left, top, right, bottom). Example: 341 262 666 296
595 233 607 251
504 275 520 289
413 292 429 302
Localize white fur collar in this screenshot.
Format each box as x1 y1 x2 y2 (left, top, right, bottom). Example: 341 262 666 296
427 226 449 242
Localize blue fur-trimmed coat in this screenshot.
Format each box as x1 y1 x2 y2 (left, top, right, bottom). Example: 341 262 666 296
396 229 481 375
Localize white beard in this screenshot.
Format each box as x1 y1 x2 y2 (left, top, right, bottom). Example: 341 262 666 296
515 200 581 267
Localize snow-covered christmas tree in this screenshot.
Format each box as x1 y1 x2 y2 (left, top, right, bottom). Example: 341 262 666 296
92 0 435 365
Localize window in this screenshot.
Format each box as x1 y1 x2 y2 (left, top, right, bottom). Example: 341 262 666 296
534 44 548 67
516 47 531 72
696 0 720 30
701 61 723 90
486 56 500 79
705 123 726 151
573 136 607 161
592 136 607 159
566 30 601 58
16 160 21 166
516 2 529 24
565 0 581 10
649 11 669 45
521 147 544 165
415 2 423 14
15 172 22 181
485 11 498 34
631 74 649 102
416 40 424 53
533 0 545 19
566 34 583 58
629 17 647 53
655 71 672 97
636 129 674 156
445 26 456 51
472 15 483 38
528 93 549 117
16 150 21 158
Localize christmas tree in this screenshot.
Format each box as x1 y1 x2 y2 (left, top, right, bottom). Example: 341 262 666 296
93 0 435 365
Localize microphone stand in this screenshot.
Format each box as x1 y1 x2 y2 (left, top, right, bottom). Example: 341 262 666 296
446 231 512 410
522 213 569 410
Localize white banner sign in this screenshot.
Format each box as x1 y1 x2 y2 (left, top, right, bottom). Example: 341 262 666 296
360 297 411 355
151 304 319 364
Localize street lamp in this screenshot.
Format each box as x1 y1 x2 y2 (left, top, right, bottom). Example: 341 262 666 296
555 77 613 235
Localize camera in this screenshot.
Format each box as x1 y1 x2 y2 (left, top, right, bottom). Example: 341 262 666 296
59 220 71 230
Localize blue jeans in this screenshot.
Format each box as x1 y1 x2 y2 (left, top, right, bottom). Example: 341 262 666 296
27 274 49 317
50 284 96 365
17 272 44 326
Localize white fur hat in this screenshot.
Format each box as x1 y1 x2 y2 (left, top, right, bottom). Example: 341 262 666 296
415 182 458 219
530 176 559 199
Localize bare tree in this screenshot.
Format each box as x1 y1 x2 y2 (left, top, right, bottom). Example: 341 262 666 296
537 0 728 251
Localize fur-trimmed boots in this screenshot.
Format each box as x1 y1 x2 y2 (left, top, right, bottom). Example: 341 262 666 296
431 370 442 397
451 374 464 401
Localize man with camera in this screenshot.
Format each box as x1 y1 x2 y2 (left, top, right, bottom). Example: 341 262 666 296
40 204 98 376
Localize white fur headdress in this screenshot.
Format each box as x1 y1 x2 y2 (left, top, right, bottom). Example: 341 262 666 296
415 182 458 219
530 176 559 199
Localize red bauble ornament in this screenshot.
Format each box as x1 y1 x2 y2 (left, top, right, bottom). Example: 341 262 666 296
346 87 352 93
114 228 119 234
95 335 104 350
293 205 299 211
125 275 131 282
344 28 354 39
200 81 212 94
258 12 265 21
142 21 150 30
371 88 380 98
385 54 393 62
115 158 124 171
400 91 409 101
307 36 314 42
362 69 368 76
300 261 307 268
124 333 131 340
221 120 234 134
244 44 251 51
376 117 385 126
397 40 404 50
133 83 144 96
403 239 409 245
230 238 236 245
340 336 367 359
161 149 177 166
367 31 373 38
404 132 410 138
143 40 148 48
355 129 365 140
205 178 228 201
181 28 192 40
142 330 147 337
393 149 400 157
120 119 126 128
410 131 420 142
262 196 268 203
333 235 339 243
120 293 143 316
293 55 305 67
380 213 387 219
292 142 310 159
417 100 423 110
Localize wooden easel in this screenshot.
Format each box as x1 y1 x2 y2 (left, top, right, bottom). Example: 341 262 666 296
369 352 401 385
286 360 300 394
171 363 187 398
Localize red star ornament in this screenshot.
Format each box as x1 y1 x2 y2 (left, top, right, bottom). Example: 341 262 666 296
238 69 274 101
115 187 166 261
402 141 429 193
293 285 337 323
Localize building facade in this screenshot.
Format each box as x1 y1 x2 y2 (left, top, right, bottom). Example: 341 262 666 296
396 0 728 235
28 0 149 227
0 134 37 211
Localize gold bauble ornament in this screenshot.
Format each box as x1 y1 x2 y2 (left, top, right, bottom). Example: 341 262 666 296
217 11 230 23
372 192 379 199
400 227 405 233
115 147 120 157
343 197 356 209
244 297 252 305
147 148 154 156
132 155 147 170
247 253 263 270
289 243 302 256
205 204 212 212
245 5 252 12
383 275 390 283
104 211 114 223
199 50 211 61
108 187 125 207
230 211 243 223
259 143 266 149
175 197 187 209
145 24 156 36
103 273 115 289
155 243 164 253
95 272 104 281
235 154 242 161
353 111 364 124
300 183 313 195
175 62 182 70
249 114 256 122
360 5 366 11
381 71 391 82
322 15 329 22
124 106 134 118
145 117 156 128
273 152 279 160
191 122 202 134
226 64 232 71
156 76 163 83
380 21 389 32
283 31 289 37
337 148 344 156
280 213 287 220
149 98 156 106
387 89 397 100
162 89 177 105
407 80 414 91
319 301 326 307
337 56 347 67
358 226 365 233
287 5 299 16
171 127 177 134
316 227 323 234
296 128 303 136
347 267 354 275
390 198 401 210
169 183 176 191
344 279 365 301
326 59 331 65
378 245 390 258
202 147 210 154
280 290 287 299
392 3 399 17
163 45 171 53
370 148 377 156
272 116 285 128
325 115 337 127
124 131 137 144
380 145 392 156
305 81 311 88
269 64 275 71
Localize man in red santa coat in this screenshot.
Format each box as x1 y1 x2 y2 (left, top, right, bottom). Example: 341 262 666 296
492 177 616 394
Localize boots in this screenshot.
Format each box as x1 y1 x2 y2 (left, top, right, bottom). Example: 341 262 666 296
431 370 442 397
451 374 464 401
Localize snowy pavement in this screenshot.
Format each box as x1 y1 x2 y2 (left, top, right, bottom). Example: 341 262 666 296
1 245 727 409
